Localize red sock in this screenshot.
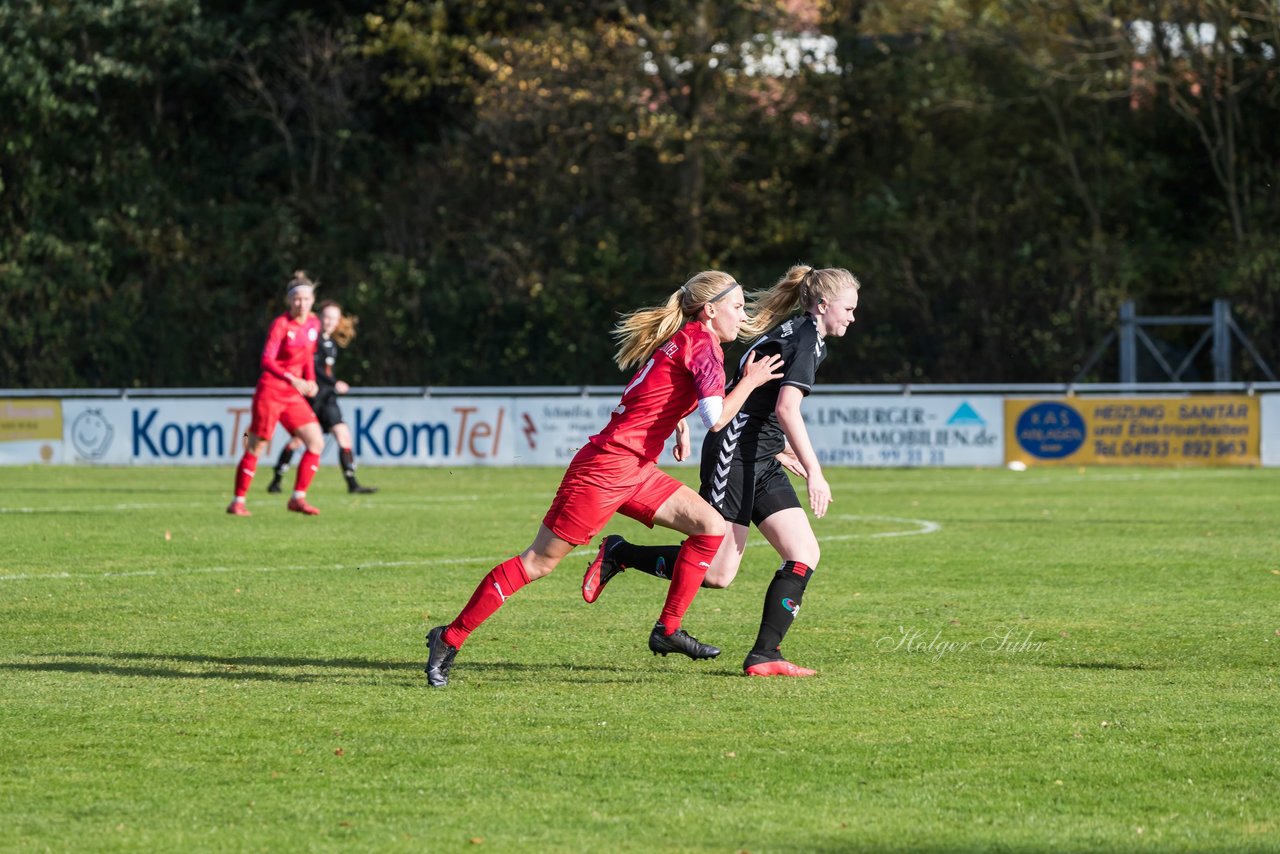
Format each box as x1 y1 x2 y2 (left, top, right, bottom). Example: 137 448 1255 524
443 555 531 648
234 453 258 497
293 450 321 493
658 532 724 633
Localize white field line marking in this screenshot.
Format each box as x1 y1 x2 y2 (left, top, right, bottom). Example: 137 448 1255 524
0 502 225 514
0 555 497 583
827 514 941 539
843 467 1267 492
2 468 1264 514
0 515 939 583
739 514 940 548
0 496 482 514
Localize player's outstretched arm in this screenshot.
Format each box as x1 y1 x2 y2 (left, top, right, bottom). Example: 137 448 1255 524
707 351 783 432
776 385 830 517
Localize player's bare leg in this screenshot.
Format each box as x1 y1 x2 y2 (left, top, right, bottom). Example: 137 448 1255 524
427 526 574 686
584 523 747 602
645 486 725 660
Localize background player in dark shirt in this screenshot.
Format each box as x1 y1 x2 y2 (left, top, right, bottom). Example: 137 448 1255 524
267 300 377 495
583 265 861 677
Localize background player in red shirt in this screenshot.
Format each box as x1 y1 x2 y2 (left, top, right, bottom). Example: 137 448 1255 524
423 270 784 687
226 271 328 516
582 265 861 678
266 299 377 495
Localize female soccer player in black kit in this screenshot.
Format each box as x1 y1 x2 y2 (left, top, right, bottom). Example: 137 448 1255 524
581 265 860 677
267 300 377 495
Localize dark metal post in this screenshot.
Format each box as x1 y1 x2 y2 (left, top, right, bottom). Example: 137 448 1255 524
1212 299 1231 383
1119 300 1137 384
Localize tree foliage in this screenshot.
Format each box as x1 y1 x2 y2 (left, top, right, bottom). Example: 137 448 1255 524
2 0 1277 387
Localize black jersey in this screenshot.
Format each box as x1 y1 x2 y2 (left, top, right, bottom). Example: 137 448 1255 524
314 334 340 396
727 312 826 458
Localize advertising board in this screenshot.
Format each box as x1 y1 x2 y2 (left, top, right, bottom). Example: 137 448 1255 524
1005 396 1259 466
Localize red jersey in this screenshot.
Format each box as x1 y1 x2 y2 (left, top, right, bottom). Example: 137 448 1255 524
258 312 320 393
590 321 727 462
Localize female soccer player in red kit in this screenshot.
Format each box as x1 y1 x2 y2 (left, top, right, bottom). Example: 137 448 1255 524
266 300 377 495
424 271 784 687
226 271 328 516
582 266 861 678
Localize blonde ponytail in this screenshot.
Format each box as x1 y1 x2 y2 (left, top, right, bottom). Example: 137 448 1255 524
741 265 860 338
612 270 741 370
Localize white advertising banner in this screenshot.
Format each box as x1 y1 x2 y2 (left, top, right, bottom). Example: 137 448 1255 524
802 395 1005 467
512 396 707 468
31 393 1009 468
511 395 1006 469
62 398 268 465
1262 394 1280 467
56 396 715 467
510 397 620 466
58 397 515 466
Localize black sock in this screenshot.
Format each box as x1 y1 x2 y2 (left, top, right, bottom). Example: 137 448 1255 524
749 561 813 658
611 540 681 580
339 448 357 486
273 446 295 477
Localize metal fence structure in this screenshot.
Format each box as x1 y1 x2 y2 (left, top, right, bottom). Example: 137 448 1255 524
1074 300 1277 384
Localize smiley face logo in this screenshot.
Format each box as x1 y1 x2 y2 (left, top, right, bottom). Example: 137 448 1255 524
71 409 114 459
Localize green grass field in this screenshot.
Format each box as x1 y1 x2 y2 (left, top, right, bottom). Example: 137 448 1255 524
1 464 1277 852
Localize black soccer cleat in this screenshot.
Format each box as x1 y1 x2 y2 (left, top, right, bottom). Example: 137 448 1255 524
348 484 378 494
424 625 459 688
582 534 625 603
648 622 721 660
266 475 283 494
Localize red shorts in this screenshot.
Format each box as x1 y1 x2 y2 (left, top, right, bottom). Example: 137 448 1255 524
542 443 685 545
248 382 318 441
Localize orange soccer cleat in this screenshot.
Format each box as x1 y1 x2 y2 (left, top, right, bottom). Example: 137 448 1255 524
286 497 320 516
743 658 817 678
226 501 251 517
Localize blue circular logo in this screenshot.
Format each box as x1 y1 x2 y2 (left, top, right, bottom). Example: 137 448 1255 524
1015 402 1086 459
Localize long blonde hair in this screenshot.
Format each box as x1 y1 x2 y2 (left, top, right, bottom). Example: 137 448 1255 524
612 271 741 370
741 265 860 338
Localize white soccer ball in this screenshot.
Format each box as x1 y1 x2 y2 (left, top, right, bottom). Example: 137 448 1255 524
1006 460 1028 472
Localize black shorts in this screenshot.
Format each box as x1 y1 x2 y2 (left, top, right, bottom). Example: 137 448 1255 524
310 392 344 433
698 428 800 527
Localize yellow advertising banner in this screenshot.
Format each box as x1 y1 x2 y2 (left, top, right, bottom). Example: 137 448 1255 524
0 399 63 441
1005 396 1259 466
